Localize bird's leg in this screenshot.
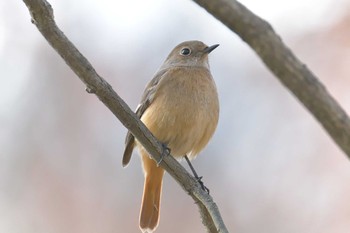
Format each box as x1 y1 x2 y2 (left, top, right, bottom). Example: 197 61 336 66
184 155 210 194
156 143 171 166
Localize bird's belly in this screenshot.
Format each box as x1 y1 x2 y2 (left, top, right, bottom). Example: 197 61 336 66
140 95 217 159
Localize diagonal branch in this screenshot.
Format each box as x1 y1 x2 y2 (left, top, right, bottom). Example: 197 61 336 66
22 0 228 233
192 0 350 159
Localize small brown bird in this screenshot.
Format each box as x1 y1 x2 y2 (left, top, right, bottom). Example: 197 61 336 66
123 40 219 233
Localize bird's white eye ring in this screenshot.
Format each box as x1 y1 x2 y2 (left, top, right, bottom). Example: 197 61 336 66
180 48 191 56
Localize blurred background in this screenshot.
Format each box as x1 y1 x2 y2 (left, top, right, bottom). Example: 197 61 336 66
1 0 350 232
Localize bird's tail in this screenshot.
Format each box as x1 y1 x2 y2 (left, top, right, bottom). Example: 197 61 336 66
139 152 165 233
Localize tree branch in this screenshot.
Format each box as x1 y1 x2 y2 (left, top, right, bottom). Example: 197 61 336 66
22 0 228 232
193 0 350 158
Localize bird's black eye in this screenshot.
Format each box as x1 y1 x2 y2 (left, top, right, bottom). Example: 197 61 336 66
180 48 191 56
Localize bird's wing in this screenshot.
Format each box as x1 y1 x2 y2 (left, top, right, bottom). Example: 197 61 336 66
122 69 168 167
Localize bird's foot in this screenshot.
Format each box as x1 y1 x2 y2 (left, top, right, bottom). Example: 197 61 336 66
156 143 171 166
196 176 210 194
184 155 210 194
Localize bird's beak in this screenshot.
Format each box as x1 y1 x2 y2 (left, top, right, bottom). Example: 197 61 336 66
203 44 219 54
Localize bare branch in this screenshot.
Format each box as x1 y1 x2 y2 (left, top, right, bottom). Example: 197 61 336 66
22 0 228 232
193 0 350 158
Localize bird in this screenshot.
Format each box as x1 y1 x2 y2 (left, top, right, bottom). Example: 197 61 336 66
122 40 219 233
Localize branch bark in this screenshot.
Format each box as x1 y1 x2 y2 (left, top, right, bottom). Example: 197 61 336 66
22 0 228 233
193 0 350 158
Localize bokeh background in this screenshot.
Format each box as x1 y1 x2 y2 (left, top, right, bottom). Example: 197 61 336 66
2 0 350 232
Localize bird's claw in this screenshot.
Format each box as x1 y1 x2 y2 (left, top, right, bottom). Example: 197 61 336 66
197 176 210 194
157 143 170 166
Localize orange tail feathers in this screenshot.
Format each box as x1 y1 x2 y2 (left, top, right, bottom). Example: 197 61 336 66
139 152 165 233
